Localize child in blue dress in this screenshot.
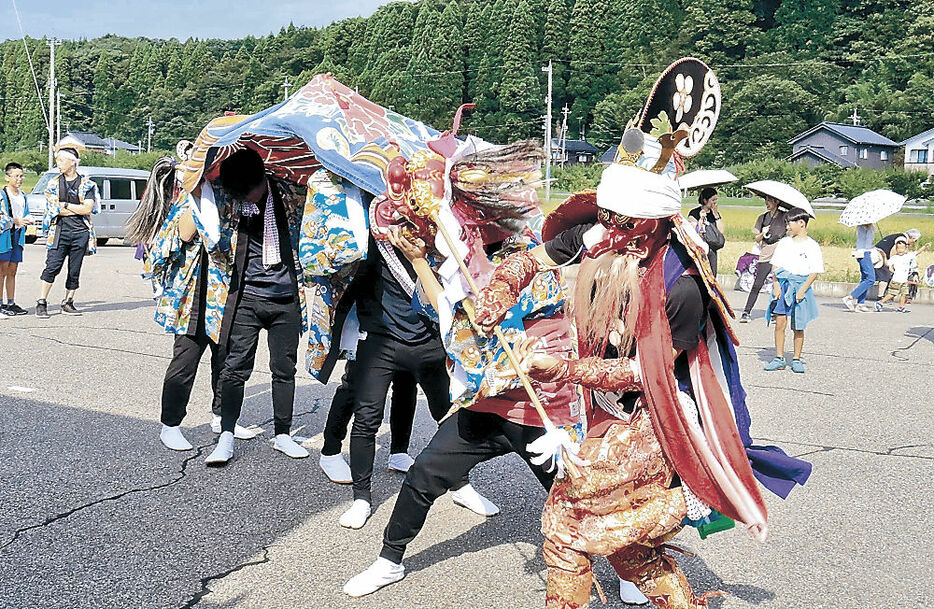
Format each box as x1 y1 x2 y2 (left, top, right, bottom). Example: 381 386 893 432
765 207 824 373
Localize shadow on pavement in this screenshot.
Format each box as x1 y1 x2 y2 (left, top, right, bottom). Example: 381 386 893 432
75 298 157 314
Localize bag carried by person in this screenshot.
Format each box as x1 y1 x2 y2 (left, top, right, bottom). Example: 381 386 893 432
699 219 725 251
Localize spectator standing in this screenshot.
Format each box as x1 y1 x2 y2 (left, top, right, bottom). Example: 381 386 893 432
36 147 99 318
764 208 824 374
0 162 34 316
739 195 787 322
687 187 725 274
842 223 877 312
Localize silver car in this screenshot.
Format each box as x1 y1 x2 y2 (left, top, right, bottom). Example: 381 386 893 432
25 166 151 245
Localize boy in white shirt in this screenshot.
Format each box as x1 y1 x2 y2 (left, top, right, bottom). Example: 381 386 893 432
764 208 824 374
0 162 35 316
877 238 931 312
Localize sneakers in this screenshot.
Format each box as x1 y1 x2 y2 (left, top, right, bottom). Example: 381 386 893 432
450 483 500 516
842 296 856 312
210 415 259 440
856 304 873 313
619 578 649 605
763 357 786 371
160 425 193 451
319 453 353 483
60 299 81 315
205 431 235 466
0 307 9 320
874 301 884 312
387 453 415 473
343 557 405 597
739 312 750 323
790 359 806 373
896 307 910 313
273 433 309 459
6 302 28 315
339 499 372 529
35 299 49 319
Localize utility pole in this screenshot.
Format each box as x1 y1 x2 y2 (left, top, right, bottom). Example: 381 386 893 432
281 76 293 101
541 61 553 202
559 105 570 168
56 90 61 143
47 38 62 170
579 117 585 142
147 116 154 153
850 106 861 126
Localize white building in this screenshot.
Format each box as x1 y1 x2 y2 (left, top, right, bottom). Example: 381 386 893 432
902 127 934 176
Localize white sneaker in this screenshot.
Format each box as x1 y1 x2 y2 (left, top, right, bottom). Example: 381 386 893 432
841 296 856 312
619 578 649 604
320 453 353 483
339 499 372 529
343 557 405 597
211 415 258 440
450 483 500 516
273 434 309 459
205 431 234 466
159 425 193 451
387 453 415 473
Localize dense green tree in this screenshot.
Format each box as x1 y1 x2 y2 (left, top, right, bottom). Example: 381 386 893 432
682 0 760 67
498 0 542 140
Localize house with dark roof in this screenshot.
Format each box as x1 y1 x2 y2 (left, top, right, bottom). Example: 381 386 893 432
551 138 600 166
57 131 141 155
787 121 898 170
901 127 934 176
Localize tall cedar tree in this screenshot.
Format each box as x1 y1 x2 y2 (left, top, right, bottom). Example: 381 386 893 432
498 0 542 140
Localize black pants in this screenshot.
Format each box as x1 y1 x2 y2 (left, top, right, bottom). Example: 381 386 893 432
219 292 301 436
40 230 89 291
160 333 224 427
380 409 555 564
349 332 454 502
322 359 418 456
743 260 773 315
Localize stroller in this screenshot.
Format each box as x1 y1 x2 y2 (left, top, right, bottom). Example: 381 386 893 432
735 246 773 293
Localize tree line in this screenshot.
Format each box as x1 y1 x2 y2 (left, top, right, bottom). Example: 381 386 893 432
2 0 933 168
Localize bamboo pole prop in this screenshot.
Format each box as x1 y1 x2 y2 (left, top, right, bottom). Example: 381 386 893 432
429 212 582 479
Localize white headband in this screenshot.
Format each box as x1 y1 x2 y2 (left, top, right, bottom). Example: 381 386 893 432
57 150 80 163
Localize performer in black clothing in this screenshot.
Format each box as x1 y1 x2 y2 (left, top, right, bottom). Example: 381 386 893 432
205 149 307 465
337 235 498 530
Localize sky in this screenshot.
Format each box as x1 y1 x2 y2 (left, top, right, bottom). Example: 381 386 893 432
3 0 398 42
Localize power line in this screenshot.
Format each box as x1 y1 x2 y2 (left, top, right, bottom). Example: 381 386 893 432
11 0 49 131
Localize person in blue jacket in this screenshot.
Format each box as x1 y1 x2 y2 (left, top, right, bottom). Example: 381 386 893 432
0 162 35 316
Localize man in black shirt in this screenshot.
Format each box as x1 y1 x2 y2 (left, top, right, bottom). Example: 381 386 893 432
337 235 497 529
36 147 98 318
205 149 307 465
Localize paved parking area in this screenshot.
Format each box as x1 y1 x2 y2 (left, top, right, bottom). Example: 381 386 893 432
0 244 931 609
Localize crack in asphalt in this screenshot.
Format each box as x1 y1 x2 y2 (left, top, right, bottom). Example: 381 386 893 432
890 327 934 362
0 444 209 552
757 438 933 461
0 405 321 553
747 384 835 397
178 546 272 609
1 331 171 361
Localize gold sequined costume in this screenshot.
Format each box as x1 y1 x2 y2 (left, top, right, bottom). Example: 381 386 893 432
541 408 710 609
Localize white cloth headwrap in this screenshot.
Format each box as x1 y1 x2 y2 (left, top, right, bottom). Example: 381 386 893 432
596 164 681 219
57 149 80 164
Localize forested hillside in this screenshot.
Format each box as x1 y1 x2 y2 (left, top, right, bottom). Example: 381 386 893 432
2 0 933 167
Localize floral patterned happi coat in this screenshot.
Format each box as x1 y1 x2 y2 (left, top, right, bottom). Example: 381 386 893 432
43 174 100 253
147 180 310 344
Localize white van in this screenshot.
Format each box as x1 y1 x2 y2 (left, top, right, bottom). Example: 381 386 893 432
25 166 151 245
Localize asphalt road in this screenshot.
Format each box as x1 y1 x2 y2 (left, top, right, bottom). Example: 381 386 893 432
0 244 931 609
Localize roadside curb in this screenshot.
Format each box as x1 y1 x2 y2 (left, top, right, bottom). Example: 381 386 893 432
716 273 934 304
